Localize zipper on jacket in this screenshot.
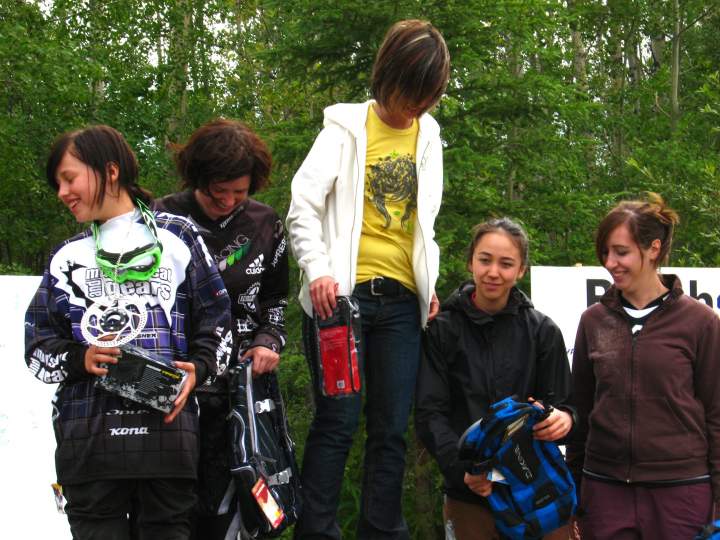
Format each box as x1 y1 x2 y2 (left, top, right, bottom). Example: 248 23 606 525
617 297 670 484
350 136 361 289
627 331 637 483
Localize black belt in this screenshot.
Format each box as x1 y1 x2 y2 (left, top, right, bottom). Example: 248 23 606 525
356 277 414 297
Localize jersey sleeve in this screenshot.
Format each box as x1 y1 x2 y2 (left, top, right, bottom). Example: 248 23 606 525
415 322 466 490
25 264 88 384
251 217 289 353
184 228 233 386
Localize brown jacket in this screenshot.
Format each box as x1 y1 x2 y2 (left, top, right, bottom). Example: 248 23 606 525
566 275 720 501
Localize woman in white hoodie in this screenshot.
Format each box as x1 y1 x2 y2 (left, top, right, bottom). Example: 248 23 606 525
286 19 450 540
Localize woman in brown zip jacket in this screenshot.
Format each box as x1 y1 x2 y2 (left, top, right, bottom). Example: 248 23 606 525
567 193 720 540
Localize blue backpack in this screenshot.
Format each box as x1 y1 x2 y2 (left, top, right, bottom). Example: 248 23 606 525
458 397 577 539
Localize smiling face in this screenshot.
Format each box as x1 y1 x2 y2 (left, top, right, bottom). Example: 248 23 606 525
194 175 251 221
602 223 660 295
56 150 108 222
468 231 526 314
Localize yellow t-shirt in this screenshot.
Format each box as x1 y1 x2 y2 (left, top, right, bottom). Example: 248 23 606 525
356 104 419 291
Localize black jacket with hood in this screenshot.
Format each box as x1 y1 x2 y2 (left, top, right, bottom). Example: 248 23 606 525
415 281 572 505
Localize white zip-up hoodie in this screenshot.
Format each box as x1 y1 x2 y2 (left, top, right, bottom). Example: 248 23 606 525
286 101 443 327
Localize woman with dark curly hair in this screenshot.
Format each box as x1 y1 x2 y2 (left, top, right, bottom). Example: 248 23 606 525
156 118 289 539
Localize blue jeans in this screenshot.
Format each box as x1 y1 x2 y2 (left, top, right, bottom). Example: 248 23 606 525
295 285 421 539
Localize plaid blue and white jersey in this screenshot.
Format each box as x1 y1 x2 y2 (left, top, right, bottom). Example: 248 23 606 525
24 210 232 484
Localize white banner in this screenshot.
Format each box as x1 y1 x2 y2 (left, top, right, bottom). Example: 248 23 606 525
530 266 720 366
0 275 72 538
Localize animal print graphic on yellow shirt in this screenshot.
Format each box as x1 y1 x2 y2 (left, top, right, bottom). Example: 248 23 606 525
367 153 417 230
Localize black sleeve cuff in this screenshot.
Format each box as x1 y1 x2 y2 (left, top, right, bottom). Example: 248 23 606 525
64 343 90 382
191 360 209 387
250 332 282 353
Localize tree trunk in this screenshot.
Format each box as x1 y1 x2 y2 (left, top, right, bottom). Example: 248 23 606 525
507 38 522 202
166 0 192 144
156 10 164 68
568 0 588 94
627 35 642 114
670 0 681 132
86 0 106 121
606 9 626 178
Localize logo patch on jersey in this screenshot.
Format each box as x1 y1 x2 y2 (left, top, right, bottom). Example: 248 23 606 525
237 282 260 312
109 427 150 436
267 306 285 327
215 327 233 377
271 238 286 268
217 236 251 272
236 317 258 335
28 350 68 383
246 254 265 275
105 409 150 416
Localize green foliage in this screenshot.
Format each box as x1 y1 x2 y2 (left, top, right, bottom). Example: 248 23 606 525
3 0 720 535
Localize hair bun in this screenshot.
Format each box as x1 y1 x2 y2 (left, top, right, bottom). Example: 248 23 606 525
646 192 680 227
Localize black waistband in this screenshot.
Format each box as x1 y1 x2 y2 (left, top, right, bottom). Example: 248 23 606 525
355 277 414 297
583 469 711 488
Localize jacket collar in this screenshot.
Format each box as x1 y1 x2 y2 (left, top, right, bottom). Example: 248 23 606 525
443 281 532 325
600 273 684 313
323 100 440 139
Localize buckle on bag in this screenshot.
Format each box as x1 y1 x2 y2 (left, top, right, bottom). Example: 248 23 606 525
370 276 385 296
255 399 276 414
267 468 293 486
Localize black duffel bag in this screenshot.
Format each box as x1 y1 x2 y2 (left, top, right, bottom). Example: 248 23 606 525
228 359 301 538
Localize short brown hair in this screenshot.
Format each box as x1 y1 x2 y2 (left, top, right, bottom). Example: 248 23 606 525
466 217 530 268
371 19 450 115
174 118 271 194
595 193 680 267
46 125 151 205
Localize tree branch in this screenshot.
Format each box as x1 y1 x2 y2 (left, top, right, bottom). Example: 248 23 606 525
675 6 719 39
